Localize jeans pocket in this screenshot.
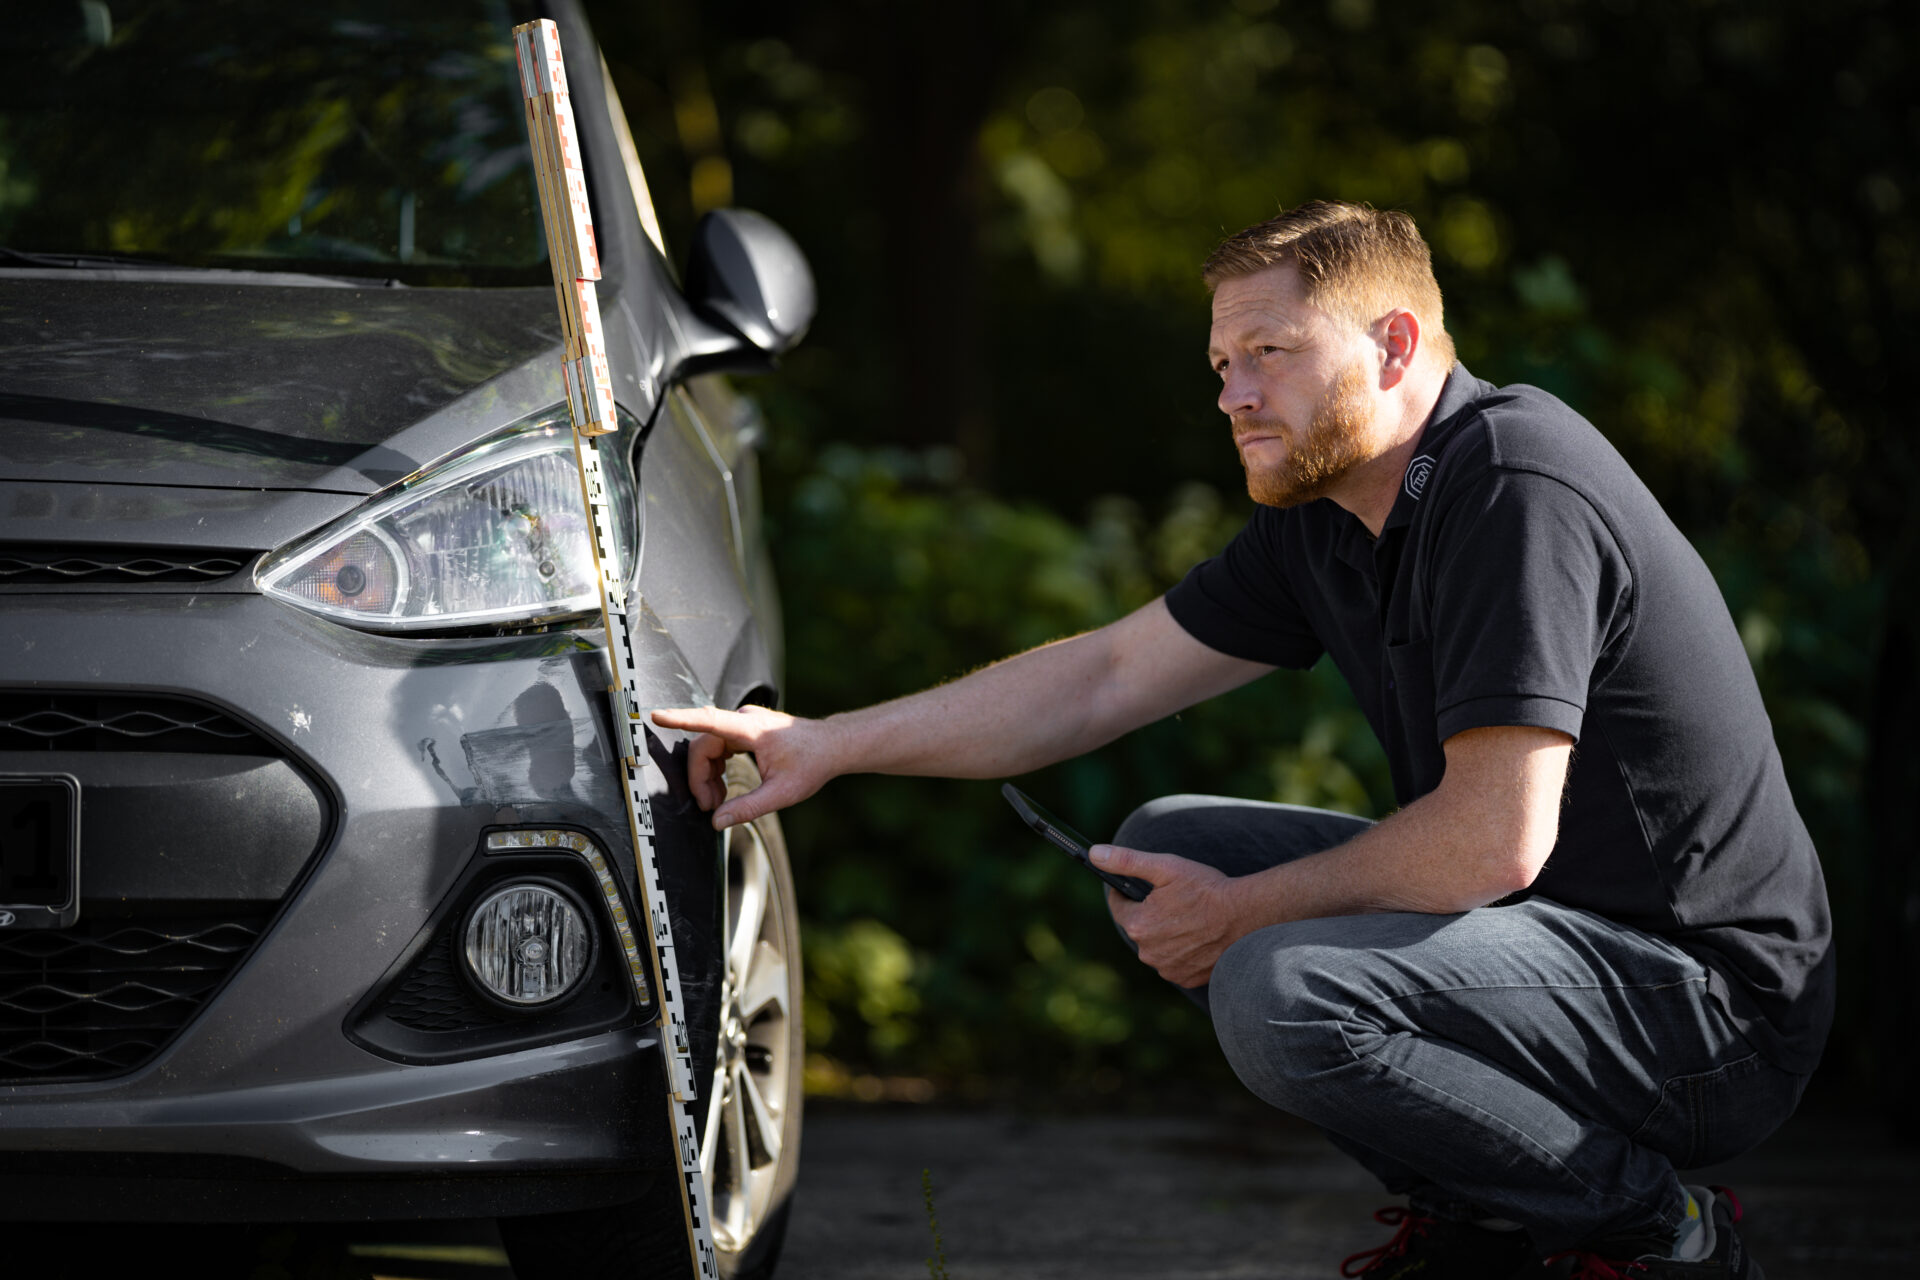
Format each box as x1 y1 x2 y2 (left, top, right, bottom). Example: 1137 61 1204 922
1628 1051 1758 1174
1629 1053 1806 1169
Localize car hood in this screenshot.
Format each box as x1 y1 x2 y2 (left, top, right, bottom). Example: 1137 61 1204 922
0 275 563 492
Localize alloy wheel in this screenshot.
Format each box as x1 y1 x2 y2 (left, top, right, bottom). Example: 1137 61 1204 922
703 759 803 1268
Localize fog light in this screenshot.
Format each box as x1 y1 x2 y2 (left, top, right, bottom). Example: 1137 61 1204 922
463 882 592 1006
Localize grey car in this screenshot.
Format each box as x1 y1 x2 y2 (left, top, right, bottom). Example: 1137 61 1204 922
0 3 806 1276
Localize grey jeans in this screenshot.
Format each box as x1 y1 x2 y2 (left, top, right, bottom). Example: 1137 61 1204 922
1112 794 1811 1254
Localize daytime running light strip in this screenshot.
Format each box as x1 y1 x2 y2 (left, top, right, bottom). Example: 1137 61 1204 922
485 829 650 1006
513 20 718 1278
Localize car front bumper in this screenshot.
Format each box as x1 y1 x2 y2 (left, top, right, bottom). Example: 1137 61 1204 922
0 589 722 1219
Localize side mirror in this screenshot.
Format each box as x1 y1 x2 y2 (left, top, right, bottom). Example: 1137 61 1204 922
679 209 815 373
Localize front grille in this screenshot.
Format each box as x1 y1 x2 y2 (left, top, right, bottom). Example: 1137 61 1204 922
0 692 271 755
0 545 248 585
0 909 269 1082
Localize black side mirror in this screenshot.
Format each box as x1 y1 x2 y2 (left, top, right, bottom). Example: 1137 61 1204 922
677 209 815 375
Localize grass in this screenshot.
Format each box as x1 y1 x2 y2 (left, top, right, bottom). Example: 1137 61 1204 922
922 1167 951 1280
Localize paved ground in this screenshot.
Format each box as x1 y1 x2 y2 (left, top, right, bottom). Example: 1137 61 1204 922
772 1096 1920 1279
19 1090 1919 1278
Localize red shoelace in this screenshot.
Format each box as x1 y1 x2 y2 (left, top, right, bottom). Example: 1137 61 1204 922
1543 1186 1746 1279
1340 1206 1436 1277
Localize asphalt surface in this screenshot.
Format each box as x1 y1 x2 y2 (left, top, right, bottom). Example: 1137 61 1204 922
18 1089 1918 1278
772 1095 1920 1279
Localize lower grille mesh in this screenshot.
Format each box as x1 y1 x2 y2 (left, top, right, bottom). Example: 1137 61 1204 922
375 931 505 1033
0 911 269 1081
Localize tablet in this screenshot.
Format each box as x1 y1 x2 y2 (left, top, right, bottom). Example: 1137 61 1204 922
1001 783 1152 902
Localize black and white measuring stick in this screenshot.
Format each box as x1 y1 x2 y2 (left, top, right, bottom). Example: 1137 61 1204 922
513 20 719 1279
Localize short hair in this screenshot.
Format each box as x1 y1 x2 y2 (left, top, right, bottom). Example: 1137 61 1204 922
1202 201 1455 368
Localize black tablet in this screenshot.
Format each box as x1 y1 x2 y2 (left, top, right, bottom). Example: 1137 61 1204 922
1001 783 1152 901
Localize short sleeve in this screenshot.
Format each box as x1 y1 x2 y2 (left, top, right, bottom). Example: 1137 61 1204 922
1165 508 1325 669
1426 471 1632 744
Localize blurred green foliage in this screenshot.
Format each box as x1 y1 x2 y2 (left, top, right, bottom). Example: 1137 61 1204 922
591 0 1917 1107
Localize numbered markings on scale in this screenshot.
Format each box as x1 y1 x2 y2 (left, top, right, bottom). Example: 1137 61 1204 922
688 1202 719 1278
675 1109 701 1171
649 906 680 955
578 450 606 500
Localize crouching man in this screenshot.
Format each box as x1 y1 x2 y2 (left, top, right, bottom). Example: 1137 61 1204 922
655 200 1831 1278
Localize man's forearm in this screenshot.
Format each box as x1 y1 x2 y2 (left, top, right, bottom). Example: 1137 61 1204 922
1217 726 1569 933
819 598 1272 783
654 597 1273 828
1225 800 1530 932
821 630 1127 781
1098 733 1568 990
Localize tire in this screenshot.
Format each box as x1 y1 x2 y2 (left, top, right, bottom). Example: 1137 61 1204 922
501 757 804 1280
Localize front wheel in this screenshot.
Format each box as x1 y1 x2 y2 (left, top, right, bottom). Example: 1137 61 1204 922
705 756 804 1276
501 757 804 1280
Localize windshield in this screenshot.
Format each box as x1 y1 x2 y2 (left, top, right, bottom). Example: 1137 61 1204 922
0 0 551 285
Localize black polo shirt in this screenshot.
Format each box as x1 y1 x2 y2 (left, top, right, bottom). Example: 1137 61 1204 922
1166 365 1834 1072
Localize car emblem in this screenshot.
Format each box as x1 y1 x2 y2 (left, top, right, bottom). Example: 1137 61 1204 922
0 910 16 927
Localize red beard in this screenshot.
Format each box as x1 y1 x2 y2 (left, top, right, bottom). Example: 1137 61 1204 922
1233 360 1375 508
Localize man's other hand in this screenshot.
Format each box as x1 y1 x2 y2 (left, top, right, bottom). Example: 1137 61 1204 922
1095 845 1241 988
649 705 838 830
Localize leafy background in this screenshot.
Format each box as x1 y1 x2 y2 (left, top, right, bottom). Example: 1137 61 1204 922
586 0 1918 1122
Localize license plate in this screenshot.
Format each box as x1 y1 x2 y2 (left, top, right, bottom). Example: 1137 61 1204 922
0 775 80 929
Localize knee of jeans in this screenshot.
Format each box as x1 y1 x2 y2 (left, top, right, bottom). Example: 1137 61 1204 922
1209 925 1357 1113
1112 794 1203 852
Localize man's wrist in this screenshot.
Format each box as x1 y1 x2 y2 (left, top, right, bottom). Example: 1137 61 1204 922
815 710 862 782
1229 860 1305 936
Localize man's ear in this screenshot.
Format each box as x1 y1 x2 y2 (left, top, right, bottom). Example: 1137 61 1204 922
1377 309 1421 389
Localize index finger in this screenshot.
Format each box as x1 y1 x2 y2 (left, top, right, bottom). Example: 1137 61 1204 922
650 706 736 737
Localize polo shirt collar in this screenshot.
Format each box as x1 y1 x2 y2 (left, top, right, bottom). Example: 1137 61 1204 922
1381 362 1480 534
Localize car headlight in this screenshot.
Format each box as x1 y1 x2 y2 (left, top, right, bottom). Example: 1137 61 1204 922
257 406 635 632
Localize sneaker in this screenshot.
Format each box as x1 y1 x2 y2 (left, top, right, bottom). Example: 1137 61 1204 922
1546 1186 1762 1279
1340 1204 1541 1278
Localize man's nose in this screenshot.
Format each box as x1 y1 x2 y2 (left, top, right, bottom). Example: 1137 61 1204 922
1218 365 1261 417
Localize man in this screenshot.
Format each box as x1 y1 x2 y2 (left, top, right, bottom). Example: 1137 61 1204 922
653 201 1832 1278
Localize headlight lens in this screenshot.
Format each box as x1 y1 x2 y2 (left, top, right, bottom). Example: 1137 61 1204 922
257 407 634 631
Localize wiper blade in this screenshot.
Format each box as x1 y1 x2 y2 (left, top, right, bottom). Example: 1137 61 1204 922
0 246 182 270
0 246 403 288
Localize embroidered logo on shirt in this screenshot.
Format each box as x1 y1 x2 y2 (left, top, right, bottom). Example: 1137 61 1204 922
1404 454 1437 499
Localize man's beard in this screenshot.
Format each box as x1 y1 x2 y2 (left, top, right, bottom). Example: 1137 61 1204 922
1234 361 1375 508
